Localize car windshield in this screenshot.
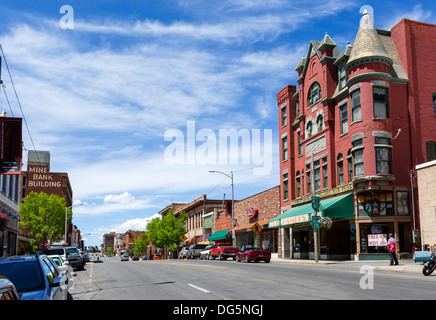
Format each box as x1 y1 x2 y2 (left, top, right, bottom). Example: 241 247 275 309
67 248 79 255
50 257 62 266
41 248 64 255
0 261 44 293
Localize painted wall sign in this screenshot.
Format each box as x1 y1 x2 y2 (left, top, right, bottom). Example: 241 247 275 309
246 207 258 219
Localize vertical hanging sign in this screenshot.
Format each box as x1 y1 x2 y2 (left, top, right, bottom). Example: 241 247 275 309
0 117 22 174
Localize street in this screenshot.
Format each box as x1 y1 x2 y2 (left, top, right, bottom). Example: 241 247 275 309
70 256 436 302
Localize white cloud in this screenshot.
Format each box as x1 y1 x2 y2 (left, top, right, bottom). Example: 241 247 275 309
104 192 135 205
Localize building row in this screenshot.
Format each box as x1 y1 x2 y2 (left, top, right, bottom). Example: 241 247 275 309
103 12 436 262
1 149 79 257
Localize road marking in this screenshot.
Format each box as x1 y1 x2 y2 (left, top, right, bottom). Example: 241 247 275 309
187 283 210 293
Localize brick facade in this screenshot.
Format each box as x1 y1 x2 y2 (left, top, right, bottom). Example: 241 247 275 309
277 12 436 260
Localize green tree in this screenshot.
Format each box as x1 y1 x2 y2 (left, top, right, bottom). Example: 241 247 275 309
147 210 187 253
132 233 149 256
106 247 114 256
19 191 70 250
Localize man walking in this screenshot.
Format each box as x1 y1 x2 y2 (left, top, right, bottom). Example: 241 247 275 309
387 233 399 266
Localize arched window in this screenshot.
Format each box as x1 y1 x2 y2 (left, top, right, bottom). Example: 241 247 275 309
306 121 313 138
308 82 321 106
316 114 324 132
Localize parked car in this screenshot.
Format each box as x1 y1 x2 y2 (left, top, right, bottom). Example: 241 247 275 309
236 245 271 263
132 256 139 261
141 256 149 260
40 246 85 270
120 254 129 261
147 255 154 260
47 255 69 280
210 243 239 260
199 245 215 260
0 276 20 300
178 247 189 259
187 244 207 259
0 255 69 300
153 253 163 260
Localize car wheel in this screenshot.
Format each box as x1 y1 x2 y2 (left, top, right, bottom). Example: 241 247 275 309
265 259 270 263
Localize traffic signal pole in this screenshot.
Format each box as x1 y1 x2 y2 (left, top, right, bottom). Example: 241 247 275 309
311 153 319 263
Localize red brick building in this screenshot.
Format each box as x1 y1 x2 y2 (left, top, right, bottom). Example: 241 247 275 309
234 186 280 254
271 11 436 260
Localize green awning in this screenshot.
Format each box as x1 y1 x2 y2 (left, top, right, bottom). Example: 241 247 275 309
268 193 354 228
208 229 231 241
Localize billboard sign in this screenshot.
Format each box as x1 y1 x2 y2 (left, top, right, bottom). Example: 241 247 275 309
0 117 22 174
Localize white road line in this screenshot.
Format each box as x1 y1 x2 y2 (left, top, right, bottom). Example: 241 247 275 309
187 283 210 293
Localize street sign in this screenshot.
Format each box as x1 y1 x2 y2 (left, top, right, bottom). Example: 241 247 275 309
180 234 187 242
251 222 263 235
312 220 321 230
311 196 320 211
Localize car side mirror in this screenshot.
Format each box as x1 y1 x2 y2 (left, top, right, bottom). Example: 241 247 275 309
50 276 66 288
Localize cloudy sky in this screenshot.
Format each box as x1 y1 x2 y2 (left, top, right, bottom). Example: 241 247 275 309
0 0 434 247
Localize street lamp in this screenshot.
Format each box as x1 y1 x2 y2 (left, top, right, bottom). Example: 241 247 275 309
65 203 83 244
209 170 235 247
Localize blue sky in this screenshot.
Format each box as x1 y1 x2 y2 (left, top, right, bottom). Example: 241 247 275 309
0 0 434 247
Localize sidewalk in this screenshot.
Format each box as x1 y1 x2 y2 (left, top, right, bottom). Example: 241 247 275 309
270 256 424 272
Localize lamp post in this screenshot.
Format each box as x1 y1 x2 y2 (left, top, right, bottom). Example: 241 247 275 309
209 170 235 247
65 203 83 245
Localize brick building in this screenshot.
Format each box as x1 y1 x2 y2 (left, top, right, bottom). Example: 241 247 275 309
233 186 280 254
271 11 436 260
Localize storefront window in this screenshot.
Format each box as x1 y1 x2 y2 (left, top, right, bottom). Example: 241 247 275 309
360 224 389 254
357 192 394 216
397 191 410 216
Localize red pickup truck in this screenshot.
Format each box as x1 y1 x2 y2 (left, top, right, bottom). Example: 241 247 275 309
210 243 239 260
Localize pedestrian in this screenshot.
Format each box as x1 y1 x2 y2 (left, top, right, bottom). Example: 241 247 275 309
387 233 399 266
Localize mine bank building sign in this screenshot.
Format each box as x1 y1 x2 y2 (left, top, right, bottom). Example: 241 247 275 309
26 165 63 195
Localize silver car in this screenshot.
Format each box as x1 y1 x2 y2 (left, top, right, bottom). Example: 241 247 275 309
199 245 215 260
121 254 129 261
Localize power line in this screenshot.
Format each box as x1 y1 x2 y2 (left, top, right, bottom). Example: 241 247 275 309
0 44 39 162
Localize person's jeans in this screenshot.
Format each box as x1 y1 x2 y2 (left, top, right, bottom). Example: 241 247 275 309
389 251 398 265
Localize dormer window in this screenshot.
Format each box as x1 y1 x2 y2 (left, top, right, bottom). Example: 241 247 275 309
308 82 321 106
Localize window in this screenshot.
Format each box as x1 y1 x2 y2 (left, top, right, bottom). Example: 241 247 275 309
338 65 347 89
357 192 394 216
347 149 353 183
306 121 313 138
375 137 392 174
373 87 389 118
283 173 288 200
351 90 361 122
282 136 288 161
308 82 321 106
298 134 303 156
322 157 328 189
426 141 436 162
337 154 344 185
306 164 311 194
433 93 436 114
340 105 348 134
281 105 287 126
316 115 323 132
352 139 364 176
296 171 301 198
296 100 300 117
397 191 410 216
314 160 321 192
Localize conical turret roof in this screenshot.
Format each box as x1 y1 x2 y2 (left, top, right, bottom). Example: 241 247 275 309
346 10 392 70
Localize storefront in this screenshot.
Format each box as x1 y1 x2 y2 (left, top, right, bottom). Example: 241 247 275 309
233 186 281 253
355 189 412 260
269 193 355 260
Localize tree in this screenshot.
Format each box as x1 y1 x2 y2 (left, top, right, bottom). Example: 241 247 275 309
19 191 70 250
132 233 148 256
147 210 187 254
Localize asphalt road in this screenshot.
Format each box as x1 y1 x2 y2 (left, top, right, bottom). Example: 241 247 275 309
69 256 436 303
